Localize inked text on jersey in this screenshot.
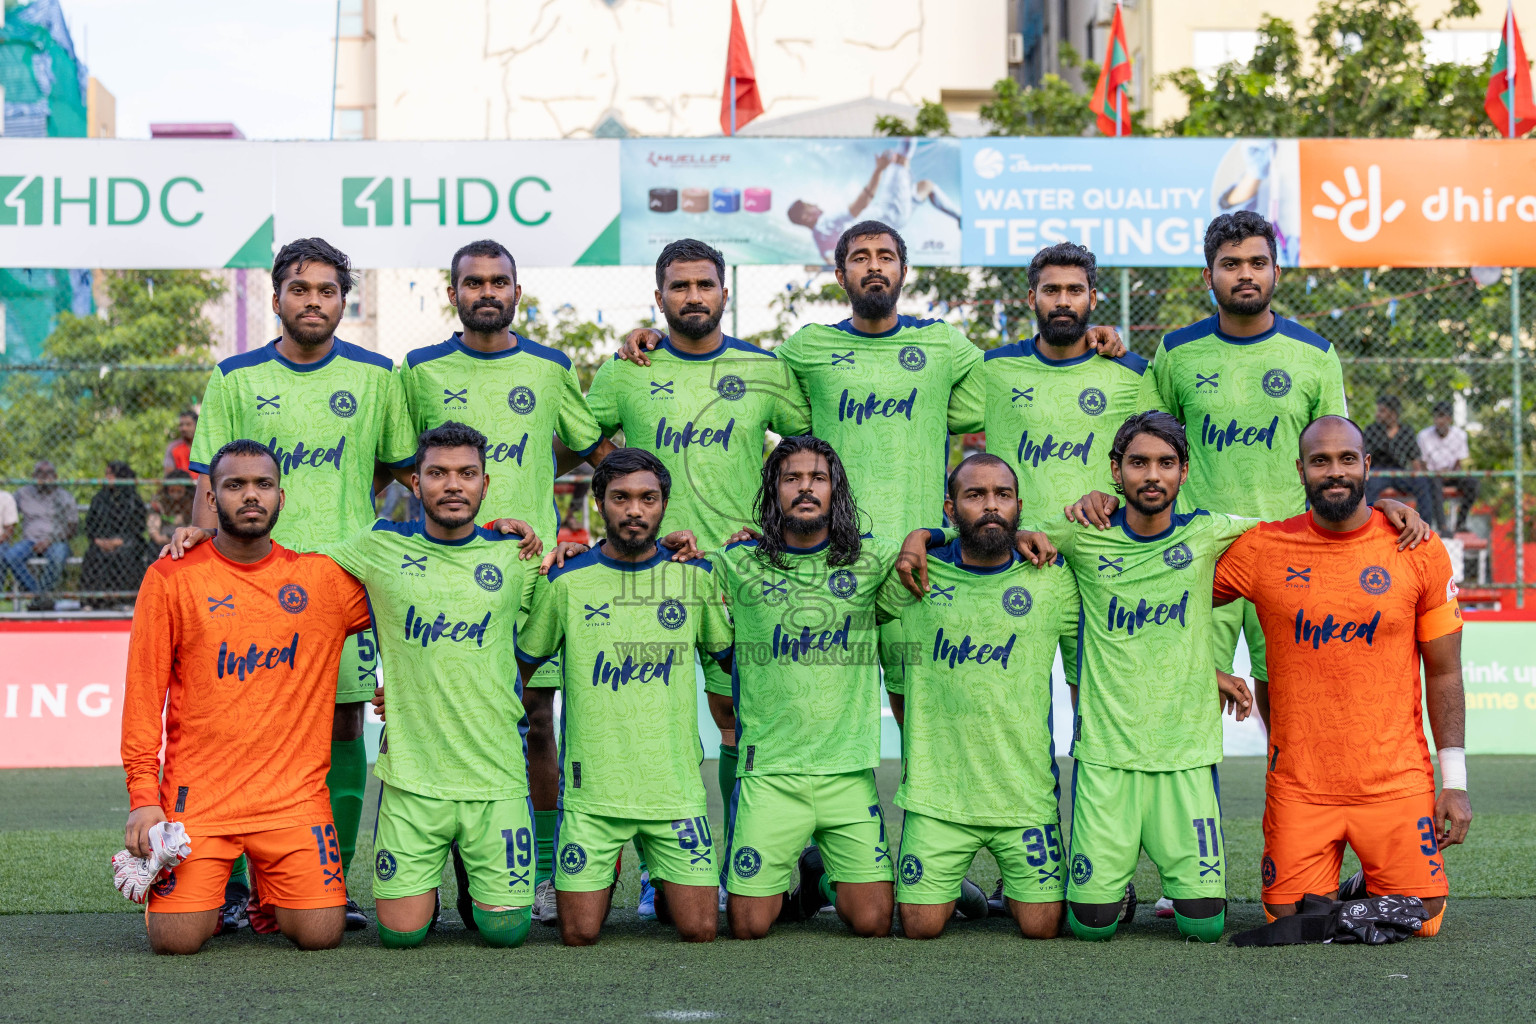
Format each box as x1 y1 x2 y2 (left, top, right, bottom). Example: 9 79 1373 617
932 627 1016 669
267 435 345 473
1294 607 1380 648
1107 591 1189 636
655 417 735 453
1200 414 1279 451
1017 430 1093 468
217 633 299 681
593 647 676 690
404 606 491 648
838 388 917 424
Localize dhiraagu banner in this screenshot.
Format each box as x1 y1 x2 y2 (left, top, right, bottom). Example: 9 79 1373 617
0 139 276 269
273 140 621 268
960 138 1302 268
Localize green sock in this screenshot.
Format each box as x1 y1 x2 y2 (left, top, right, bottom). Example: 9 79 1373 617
817 874 837 907
230 854 249 888
718 744 739 823
327 738 367 883
472 905 532 948
377 922 430 949
534 810 557 886
1068 906 1118 941
1174 909 1225 943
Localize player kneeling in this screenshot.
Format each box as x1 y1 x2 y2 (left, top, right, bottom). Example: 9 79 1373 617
879 456 1075 939
120 441 372 954
516 450 733 945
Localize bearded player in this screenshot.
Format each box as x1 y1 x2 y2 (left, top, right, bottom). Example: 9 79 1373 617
122 440 372 954
1212 415 1470 934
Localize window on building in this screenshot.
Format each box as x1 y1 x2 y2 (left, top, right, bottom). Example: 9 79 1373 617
1423 30 1501 65
338 0 365 38
334 108 366 141
1191 30 1260 78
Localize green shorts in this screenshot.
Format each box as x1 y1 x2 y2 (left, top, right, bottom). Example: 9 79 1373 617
336 629 380 704
1066 761 1225 904
724 771 893 896
554 808 717 892
896 810 1066 905
372 783 535 907
1211 598 1267 682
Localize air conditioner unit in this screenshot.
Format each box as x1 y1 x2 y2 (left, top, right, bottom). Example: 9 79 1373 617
1008 32 1024 64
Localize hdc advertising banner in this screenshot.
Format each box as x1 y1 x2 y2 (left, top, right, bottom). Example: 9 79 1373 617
0 139 275 269
960 138 1303 267
273 141 621 269
620 137 963 267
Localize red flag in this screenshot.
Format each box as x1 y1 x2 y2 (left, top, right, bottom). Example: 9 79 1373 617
720 0 763 136
1486 3 1536 137
1089 2 1133 136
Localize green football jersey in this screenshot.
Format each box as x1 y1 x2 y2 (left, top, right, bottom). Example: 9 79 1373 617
515 544 733 819
950 336 1149 530
1138 315 1347 519
715 534 898 777
877 541 1078 826
1052 508 1255 773
324 521 539 802
586 335 811 552
778 316 982 540
399 333 603 541
189 340 416 552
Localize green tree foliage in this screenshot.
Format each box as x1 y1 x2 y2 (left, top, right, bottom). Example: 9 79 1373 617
0 270 221 482
977 45 1104 137
873 99 953 138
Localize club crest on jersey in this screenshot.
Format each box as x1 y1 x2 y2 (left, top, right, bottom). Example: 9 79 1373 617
1262 368 1293 398
1262 855 1277 887
374 850 397 880
1163 543 1194 570
278 584 308 613
898 345 926 371
733 846 763 878
474 562 504 592
151 871 176 897
1077 387 1107 416
1002 585 1032 617
716 374 746 401
899 854 924 886
1359 565 1392 595
507 386 536 415
559 843 586 875
1070 853 1093 886
827 569 858 599
656 597 687 630
329 390 358 418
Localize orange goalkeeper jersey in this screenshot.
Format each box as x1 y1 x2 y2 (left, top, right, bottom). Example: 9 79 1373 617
1213 510 1462 803
121 541 371 832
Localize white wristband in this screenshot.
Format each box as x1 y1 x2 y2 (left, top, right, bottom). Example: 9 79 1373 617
1438 746 1467 791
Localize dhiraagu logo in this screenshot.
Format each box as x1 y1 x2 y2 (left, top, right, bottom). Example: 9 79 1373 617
341 176 553 227
1311 165 1404 243
1 175 205 227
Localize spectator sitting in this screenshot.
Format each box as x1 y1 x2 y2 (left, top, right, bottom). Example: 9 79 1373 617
82 461 149 610
556 511 590 547
2 460 79 611
164 409 198 479
1418 401 1479 536
1363 394 1439 529
147 469 195 550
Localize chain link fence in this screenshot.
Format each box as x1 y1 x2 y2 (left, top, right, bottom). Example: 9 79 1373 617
0 263 1528 615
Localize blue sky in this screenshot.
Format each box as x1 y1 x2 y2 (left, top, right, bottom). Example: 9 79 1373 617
62 0 335 139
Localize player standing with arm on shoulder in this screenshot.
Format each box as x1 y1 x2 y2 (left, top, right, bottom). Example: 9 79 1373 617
397 239 610 926
1212 415 1469 934
186 238 418 931
121 440 372 954
514 449 734 945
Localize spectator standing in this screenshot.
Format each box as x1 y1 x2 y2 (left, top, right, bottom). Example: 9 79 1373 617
146 469 194 550
1418 401 1479 536
164 410 198 478
1363 394 1440 530
3 460 78 610
82 461 149 609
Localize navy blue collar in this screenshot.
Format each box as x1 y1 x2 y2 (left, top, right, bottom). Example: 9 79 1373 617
929 538 1022 575
1110 507 1204 543
594 541 670 571
834 318 903 339
1027 335 1097 367
659 334 729 361
267 338 341 373
1212 313 1281 346
448 331 523 360
782 537 830 555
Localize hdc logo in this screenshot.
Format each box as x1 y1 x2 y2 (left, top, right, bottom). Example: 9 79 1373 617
341 176 553 227
1 175 205 227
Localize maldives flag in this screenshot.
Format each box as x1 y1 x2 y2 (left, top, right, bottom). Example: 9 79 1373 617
1485 3 1536 137
720 0 763 135
1090 2 1133 136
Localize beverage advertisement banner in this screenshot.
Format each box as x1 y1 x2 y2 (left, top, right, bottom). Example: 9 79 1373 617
620 137 963 267
0 140 275 270
1299 139 1536 267
273 140 621 269
960 138 1303 267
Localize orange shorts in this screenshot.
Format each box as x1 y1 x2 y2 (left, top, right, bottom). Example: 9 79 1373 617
1261 789 1449 903
146 821 348 914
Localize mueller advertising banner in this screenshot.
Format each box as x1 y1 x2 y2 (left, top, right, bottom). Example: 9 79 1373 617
1 138 1534 269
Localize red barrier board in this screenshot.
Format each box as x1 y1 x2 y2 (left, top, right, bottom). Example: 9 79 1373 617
0 621 132 768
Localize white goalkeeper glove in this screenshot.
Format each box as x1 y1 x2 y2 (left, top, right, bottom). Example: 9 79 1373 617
111 821 192 904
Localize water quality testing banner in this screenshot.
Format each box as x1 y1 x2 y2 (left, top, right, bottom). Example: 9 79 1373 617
620 137 963 267
960 138 1303 267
